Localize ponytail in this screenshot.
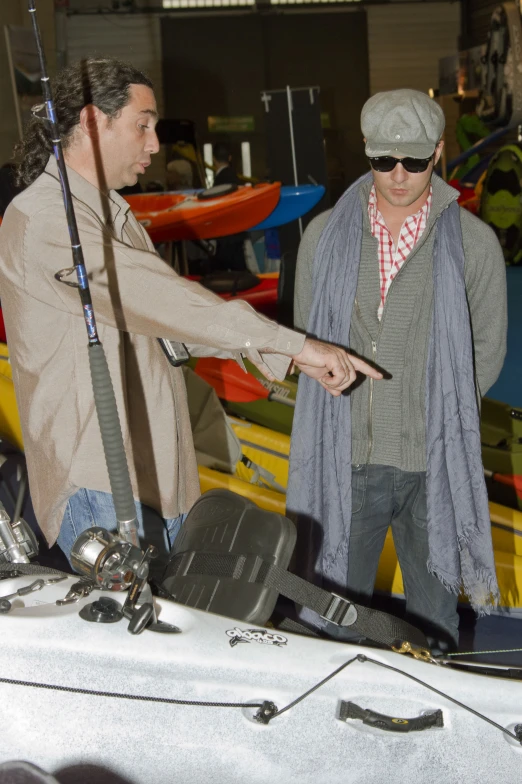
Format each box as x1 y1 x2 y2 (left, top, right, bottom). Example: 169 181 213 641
14 113 54 188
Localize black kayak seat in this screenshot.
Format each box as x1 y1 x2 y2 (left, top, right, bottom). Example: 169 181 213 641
197 183 238 200
201 271 259 294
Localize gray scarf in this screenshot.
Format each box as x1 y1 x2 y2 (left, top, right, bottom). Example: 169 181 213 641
287 173 499 614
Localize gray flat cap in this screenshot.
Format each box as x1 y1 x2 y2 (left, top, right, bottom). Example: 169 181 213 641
361 89 445 159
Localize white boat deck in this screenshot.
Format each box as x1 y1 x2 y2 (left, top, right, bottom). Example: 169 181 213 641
0 575 521 783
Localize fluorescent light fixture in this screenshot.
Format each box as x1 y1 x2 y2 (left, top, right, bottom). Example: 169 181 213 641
241 142 251 179
203 143 214 188
163 0 254 6
271 0 361 4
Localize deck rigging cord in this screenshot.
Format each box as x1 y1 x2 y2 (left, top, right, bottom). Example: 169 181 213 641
0 649 520 742
444 648 522 657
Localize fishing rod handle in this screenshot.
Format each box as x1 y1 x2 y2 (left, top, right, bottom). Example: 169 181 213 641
89 343 139 541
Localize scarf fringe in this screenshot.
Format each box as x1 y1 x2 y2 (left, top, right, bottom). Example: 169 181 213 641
427 557 500 616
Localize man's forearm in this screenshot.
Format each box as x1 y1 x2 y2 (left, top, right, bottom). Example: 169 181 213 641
27 206 309 359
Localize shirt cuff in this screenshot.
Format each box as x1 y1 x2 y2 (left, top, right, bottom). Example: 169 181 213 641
256 352 292 381
245 327 306 381
273 325 306 356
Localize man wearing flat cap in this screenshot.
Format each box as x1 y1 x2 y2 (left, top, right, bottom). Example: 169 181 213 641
289 88 507 650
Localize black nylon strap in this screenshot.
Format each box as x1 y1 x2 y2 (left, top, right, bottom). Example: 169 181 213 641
256 562 429 649
277 617 319 637
172 551 429 650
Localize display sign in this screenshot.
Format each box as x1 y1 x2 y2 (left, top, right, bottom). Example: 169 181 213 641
207 116 255 133
320 112 331 129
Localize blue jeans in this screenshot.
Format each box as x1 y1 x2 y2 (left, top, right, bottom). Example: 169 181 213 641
57 488 186 579
345 464 459 649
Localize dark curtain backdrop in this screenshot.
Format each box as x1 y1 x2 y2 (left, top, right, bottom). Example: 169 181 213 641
161 10 370 199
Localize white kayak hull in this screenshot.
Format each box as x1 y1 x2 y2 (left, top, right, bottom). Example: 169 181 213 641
0 575 521 783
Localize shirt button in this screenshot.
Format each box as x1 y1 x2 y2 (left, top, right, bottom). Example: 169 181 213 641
388 240 393 246
245 341 251 347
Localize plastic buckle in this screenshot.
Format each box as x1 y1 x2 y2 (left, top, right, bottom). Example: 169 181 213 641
320 592 357 627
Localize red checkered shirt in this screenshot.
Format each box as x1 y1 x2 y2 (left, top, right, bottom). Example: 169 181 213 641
368 184 432 320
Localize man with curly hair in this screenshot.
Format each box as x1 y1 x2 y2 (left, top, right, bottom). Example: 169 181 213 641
0 58 381 566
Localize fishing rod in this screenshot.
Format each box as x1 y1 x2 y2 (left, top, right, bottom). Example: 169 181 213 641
28 0 139 547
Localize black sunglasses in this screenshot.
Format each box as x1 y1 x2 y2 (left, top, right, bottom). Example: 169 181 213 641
368 155 434 173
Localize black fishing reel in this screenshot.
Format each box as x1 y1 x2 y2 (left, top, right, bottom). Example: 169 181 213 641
71 526 179 635
0 505 39 564
70 526 145 591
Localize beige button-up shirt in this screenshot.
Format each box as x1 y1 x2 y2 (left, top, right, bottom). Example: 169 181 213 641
0 157 305 545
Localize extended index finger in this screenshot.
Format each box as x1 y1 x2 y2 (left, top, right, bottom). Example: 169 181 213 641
349 354 384 379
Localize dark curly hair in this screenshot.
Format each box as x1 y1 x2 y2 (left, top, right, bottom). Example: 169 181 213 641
14 58 153 188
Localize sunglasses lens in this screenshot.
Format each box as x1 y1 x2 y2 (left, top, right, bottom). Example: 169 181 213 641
402 157 431 173
369 156 432 173
369 157 396 172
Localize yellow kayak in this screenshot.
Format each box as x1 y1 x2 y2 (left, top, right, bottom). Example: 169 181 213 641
199 418 289 516
0 344 23 452
2 344 521 610
200 414 522 612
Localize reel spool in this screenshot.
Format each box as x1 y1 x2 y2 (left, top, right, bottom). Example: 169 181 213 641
0 510 39 564
71 528 174 636
70 527 144 591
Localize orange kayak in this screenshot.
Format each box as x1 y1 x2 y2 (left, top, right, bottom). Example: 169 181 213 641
125 183 281 243
186 272 279 319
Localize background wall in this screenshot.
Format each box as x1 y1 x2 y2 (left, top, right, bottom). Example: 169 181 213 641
0 2 464 190
161 4 460 194
65 13 166 185
366 2 460 94
161 10 370 196
0 0 55 166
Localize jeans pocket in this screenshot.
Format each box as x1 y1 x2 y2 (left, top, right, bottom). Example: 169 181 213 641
411 478 428 530
351 464 367 516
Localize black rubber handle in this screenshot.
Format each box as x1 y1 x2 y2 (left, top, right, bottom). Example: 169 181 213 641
339 701 444 733
127 602 154 635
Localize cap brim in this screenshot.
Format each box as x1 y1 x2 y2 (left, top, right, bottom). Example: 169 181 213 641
365 141 436 159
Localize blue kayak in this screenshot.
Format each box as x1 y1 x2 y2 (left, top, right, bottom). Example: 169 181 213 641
250 184 325 231
143 184 325 232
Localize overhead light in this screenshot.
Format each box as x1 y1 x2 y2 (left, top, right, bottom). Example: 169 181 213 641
271 0 361 4
162 0 254 7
